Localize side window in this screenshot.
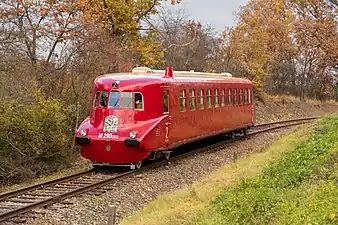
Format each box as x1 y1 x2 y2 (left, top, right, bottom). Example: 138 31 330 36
244 89 248 104
214 88 219 108
221 88 225 106
121 92 132 108
198 89 204 109
179 89 186 112
207 89 212 108
100 91 109 107
233 89 237 105
134 92 144 110
239 89 243 105
189 89 196 110
248 89 252 104
162 90 169 113
94 91 100 107
228 88 232 105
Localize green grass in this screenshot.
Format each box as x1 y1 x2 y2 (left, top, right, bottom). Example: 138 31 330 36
121 114 338 225
212 114 338 225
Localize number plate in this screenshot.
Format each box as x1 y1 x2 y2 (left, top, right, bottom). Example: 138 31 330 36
98 133 119 139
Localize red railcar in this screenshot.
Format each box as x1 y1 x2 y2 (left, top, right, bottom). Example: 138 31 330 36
75 67 255 169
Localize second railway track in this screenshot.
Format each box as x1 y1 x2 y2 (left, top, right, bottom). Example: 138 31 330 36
0 116 321 223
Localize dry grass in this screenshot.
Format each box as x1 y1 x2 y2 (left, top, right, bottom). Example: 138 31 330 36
120 124 314 225
0 156 89 193
266 94 338 106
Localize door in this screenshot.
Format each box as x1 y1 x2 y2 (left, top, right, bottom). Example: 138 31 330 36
161 86 172 146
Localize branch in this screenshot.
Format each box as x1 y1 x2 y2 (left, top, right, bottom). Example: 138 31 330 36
102 0 116 35
135 0 157 23
163 25 200 51
4 137 26 156
43 47 80 76
46 12 74 63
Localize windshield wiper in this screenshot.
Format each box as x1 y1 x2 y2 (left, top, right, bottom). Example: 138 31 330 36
113 99 120 107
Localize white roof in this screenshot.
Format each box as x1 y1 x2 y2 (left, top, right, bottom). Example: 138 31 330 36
131 67 233 80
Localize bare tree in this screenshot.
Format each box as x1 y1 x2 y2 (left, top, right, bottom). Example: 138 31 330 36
147 8 219 71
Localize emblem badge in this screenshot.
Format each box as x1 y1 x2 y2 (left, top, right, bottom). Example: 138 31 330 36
103 115 118 132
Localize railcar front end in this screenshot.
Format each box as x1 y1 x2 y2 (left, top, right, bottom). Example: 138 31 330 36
74 78 163 169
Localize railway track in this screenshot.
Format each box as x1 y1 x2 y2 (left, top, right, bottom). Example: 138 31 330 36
0 116 321 223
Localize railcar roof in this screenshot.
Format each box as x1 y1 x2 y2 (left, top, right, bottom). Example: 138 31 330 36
95 72 252 88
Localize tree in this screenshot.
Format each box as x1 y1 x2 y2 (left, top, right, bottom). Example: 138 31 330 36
148 8 217 71
75 0 183 67
0 0 81 66
222 0 294 92
222 0 338 100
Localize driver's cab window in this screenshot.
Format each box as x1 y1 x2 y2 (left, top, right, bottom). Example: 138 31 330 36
134 92 144 110
121 92 132 108
94 91 100 107
100 91 109 107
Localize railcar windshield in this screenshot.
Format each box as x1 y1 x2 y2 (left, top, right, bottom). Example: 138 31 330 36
93 91 144 110
120 92 132 108
108 92 120 108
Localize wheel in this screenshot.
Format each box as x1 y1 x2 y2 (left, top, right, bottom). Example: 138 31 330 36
164 152 171 160
147 152 156 161
90 162 101 170
134 161 142 169
243 129 248 136
230 132 236 139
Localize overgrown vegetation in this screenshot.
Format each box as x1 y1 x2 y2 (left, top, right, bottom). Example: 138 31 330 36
0 0 337 184
0 89 76 184
213 114 338 225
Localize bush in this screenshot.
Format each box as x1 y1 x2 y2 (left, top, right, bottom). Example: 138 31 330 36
0 89 77 184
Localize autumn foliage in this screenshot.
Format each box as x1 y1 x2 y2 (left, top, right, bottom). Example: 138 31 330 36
219 0 338 99
0 0 337 184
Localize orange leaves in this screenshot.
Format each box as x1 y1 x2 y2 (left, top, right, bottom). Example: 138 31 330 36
39 8 49 17
75 0 182 35
226 0 338 99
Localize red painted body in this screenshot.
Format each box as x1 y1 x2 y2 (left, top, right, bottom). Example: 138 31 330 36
75 68 255 165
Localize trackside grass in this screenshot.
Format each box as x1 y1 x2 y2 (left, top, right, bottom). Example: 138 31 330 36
212 114 338 225
121 114 338 225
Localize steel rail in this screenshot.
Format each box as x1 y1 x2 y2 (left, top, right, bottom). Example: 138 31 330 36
254 116 320 128
0 169 94 201
0 117 321 222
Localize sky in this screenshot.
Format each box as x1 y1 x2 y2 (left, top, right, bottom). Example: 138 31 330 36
161 0 249 33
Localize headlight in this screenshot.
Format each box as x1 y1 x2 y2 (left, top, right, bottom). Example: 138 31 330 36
80 129 87 136
129 131 137 139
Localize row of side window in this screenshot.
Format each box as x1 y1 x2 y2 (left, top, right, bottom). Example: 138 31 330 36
179 88 252 112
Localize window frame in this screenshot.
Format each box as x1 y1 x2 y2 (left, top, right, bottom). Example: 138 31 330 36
107 91 121 109
221 88 225 107
228 88 232 105
207 89 212 108
189 89 196 111
214 88 219 108
239 88 243 105
179 89 187 112
162 90 169 114
120 91 133 109
100 91 109 108
93 91 101 107
244 88 248 104
248 88 252 104
198 89 205 109
134 92 144 111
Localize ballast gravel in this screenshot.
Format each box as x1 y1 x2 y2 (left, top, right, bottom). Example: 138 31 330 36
5 127 301 225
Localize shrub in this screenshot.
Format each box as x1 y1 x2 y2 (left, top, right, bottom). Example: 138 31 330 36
0 89 77 184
